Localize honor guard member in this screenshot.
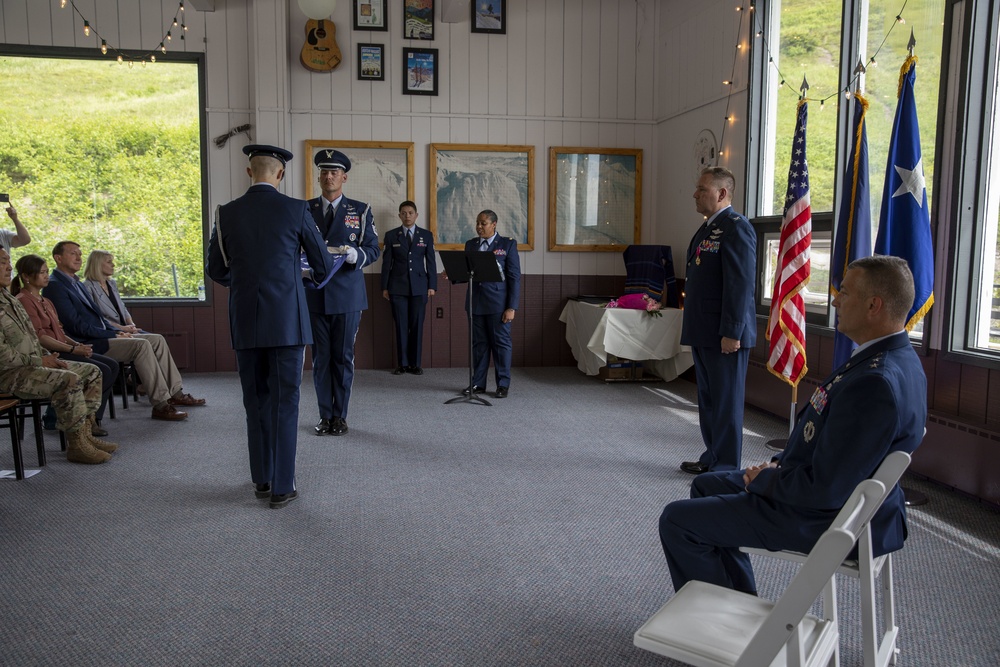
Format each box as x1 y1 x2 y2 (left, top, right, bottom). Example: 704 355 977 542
679 167 756 474
307 149 380 436
380 200 437 375
207 143 333 509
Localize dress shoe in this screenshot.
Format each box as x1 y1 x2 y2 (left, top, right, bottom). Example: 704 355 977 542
91 423 109 437
254 483 271 499
392 366 406 375
169 392 206 407
330 416 349 436
462 385 486 396
680 460 710 475
269 490 299 509
495 386 509 398
152 404 188 421
406 366 424 375
314 418 332 436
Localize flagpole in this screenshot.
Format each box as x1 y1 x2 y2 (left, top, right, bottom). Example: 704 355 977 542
765 384 796 452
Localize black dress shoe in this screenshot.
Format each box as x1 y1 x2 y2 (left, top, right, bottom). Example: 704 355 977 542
269 490 299 509
495 386 509 398
392 366 406 375
462 385 486 396
680 461 711 475
91 424 109 437
406 366 424 375
330 416 349 436
254 483 271 499
314 418 332 436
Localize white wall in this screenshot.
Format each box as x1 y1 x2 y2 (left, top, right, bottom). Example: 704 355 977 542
1 0 662 277
655 0 751 279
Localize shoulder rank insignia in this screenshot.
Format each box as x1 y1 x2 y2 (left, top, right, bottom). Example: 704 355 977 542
869 352 884 369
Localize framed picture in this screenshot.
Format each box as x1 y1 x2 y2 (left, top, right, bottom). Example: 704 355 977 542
404 0 434 40
471 0 506 34
430 143 534 250
353 0 388 31
403 47 439 96
304 140 414 239
548 147 642 251
357 43 384 81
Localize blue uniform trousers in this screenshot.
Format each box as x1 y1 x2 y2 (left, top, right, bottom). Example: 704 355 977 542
390 294 427 368
310 311 361 419
691 345 750 470
235 346 304 496
471 313 511 389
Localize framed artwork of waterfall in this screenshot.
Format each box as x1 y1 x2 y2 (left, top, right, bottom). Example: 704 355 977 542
429 143 535 250
548 147 642 251
303 140 414 243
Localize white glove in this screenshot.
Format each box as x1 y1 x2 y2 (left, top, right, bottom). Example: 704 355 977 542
345 246 359 263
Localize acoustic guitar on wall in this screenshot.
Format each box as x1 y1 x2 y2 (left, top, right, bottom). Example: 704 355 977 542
300 19 342 72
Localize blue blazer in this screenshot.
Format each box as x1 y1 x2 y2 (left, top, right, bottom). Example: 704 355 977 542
206 183 332 350
747 332 927 557
43 269 117 354
463 235 520 315
305 195 381 315
680 206 757 348
380 226 438 296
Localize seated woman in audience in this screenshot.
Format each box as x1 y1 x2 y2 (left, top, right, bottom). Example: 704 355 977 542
82 249 205 407
11 254 118 437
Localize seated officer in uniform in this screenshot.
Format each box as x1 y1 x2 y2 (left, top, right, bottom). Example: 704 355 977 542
0 247 119 465
658 255 927 595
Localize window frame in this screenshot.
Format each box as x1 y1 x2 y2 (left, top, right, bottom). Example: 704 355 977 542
0 44 210 308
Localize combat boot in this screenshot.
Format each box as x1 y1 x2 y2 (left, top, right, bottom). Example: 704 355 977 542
66 427 111 464
86 415 118 453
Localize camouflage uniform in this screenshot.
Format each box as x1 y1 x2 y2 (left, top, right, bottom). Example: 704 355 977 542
0 290 100 432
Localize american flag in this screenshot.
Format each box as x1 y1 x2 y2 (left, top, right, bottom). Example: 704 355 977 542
766 99 812 386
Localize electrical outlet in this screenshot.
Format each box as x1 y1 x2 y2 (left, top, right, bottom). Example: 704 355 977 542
436 307 444 318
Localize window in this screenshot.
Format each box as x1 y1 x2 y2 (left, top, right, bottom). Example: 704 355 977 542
751 0 947 335
0 52 205 300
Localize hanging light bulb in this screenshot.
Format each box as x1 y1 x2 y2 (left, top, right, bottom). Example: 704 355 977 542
83 21 90 36
845 90 852 100
896 14 905 24
128 60 134 69
173 18 178 26
160 42 167 54
180 1 185 10
117 55 124 64
101 39 107 54
182 23 188 31
60 0 67 7
151 54 156 63
166 30 172 41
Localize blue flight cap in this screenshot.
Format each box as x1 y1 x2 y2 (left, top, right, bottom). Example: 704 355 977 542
314 149 352 172
243 144 294 166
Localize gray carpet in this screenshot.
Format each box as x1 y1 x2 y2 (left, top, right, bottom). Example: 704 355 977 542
1 367 998 666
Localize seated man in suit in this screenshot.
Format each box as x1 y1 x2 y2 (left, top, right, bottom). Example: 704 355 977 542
658 255 927 595
0 247 117 464
43 241 201 422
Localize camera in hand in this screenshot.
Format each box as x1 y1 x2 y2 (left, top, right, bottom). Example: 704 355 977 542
0 194 9 203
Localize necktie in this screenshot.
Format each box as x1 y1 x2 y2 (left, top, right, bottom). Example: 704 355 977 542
406 228 413 247
321 204 334 236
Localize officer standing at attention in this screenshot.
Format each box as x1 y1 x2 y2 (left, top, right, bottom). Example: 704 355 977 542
307 149 380 436
459 209 520 399
679 166 757 474
207 144 332 509
380 200 437 375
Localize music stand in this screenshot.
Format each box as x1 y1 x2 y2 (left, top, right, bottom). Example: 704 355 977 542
439 250 504 407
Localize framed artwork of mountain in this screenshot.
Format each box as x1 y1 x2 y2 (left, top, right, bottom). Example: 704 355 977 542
429 143 535 250
548 147 642 251
404 0 434 40
471 0 505 34
303 140 414 242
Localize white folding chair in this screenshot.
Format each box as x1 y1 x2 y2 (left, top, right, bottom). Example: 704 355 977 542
741 450 912 667
634 478 887 667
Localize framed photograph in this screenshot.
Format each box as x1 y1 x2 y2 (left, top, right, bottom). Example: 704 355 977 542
548 147 642 251
353 0 388 31
430 143 534 250
471 0 506 34
357 43 384 81
403 47 439 96
404 0 434 40
304 140 414 238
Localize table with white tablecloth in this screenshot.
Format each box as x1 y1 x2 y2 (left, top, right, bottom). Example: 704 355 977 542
558 300 693 381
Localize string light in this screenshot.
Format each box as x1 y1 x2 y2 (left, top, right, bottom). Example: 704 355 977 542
58 1 187 66
896 14 905 23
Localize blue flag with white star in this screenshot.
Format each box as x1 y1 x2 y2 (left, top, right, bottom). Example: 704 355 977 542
831 92 872 367
874 57 935 330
